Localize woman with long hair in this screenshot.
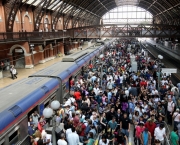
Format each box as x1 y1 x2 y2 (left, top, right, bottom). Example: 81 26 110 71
100 112 107 133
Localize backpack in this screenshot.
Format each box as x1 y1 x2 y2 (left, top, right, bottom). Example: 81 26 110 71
76 123 82 134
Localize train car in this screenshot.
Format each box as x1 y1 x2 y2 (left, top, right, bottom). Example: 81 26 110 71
0 39 114 145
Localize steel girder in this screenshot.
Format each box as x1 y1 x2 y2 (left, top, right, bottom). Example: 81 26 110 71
72 0 96 28
33 0 52 31
70 24 180 39
3 0 23 32
51 2 66 30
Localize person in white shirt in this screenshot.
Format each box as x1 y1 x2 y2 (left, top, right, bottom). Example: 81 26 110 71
119 74 124 89
12 67 17 79
173 108 180 130
107 79 113 90
161 78 168 86
167 97 175 125
57 133 67 145
125 88 129 97
64 105 72 119
154 124 166 145
99 135 109 145
93 85 100 96
151 88 158 95
67 127 79 145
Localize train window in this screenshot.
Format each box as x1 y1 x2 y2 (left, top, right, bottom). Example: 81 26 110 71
63 84 66 91
9 130 19 144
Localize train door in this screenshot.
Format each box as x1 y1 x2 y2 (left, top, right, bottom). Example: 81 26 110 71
69 76 72 90
81 66 84 76
28 106 39 118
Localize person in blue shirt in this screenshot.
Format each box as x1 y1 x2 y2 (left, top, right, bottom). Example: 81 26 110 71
108 116 117 131
128 99 135 114
107 90 112 103
91 75 97 84
28 122 36 136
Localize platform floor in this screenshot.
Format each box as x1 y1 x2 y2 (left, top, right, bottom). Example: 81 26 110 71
0 43 94 88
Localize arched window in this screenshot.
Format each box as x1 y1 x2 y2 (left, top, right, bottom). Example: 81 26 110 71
102 5 153 24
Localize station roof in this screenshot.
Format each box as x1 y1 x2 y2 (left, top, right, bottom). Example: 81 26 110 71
21 0 180 24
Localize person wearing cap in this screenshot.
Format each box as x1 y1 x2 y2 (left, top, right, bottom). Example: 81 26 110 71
140 128 151 145
173 108 180 130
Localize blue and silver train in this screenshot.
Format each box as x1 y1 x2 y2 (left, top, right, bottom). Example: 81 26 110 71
0 39 115 145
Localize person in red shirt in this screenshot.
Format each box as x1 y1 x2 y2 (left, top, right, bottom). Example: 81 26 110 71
78 118 86 142
140 78 147 88
89 64 93 69
145 119 156 143
73 111 80 127
74 89 82 109
70 78 74 88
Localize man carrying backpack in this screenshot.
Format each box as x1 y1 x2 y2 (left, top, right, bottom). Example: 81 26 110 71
76 118 86 142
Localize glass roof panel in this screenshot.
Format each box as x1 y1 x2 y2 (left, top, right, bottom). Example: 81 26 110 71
51 1 63 10
103 5 153 24
115 0 139 5
33 0 42 6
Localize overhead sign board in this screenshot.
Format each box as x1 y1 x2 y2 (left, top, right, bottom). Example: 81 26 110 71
161 68 177 74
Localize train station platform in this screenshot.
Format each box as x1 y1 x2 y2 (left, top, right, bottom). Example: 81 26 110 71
142 40 180 82
0 43 95 89
147 39 180 61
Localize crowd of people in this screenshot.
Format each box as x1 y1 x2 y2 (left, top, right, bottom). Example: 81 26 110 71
27 40 180 145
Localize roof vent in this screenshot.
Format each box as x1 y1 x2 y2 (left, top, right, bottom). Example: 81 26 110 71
41 86 49 94
9 105 22 118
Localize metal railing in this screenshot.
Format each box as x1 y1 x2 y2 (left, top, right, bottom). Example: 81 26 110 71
0 31 71 41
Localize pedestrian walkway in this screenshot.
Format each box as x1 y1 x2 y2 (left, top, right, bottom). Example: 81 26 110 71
0 43 95 88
